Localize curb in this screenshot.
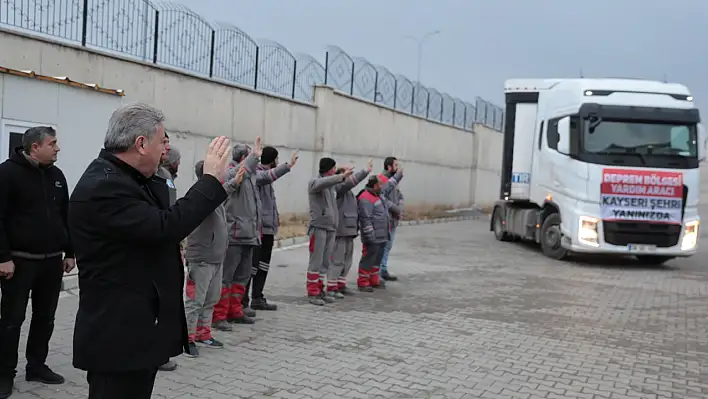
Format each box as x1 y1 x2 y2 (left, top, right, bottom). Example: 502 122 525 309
60 214 476 292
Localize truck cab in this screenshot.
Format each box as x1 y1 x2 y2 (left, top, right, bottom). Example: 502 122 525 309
490 78 706 264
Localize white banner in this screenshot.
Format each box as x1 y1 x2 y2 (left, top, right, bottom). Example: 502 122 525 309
601 168 683 225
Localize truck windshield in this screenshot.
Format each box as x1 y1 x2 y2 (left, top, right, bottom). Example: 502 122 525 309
583 120 697 158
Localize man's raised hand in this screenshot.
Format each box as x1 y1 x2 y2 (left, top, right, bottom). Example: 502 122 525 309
204 136 232 182
289 149 300 167
366 158 373 172
253 136 262 157
235 164 246 185
343 167 354 178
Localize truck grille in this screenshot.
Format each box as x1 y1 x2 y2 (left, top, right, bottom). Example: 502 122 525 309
603 221 681 247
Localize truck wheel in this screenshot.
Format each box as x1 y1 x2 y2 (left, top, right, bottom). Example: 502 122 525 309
635 255 674 266
492 208 512 242
540 213 568 260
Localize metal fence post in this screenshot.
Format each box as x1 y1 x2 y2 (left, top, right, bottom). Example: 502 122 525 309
425 92 430 119
208 30 216 78
349 61 354 95
373 70 379 103
81 0 89 46
253 46 259 90
324 51 329 85
463 105 468 130
291 59 297 99
452 103 456 127
410 86 415 114
392 80 397 109
152 11 159 64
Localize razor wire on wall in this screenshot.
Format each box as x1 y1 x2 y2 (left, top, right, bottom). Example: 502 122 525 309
0 0 505 131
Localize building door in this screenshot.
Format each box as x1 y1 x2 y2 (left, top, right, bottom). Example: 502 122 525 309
0 119 54 162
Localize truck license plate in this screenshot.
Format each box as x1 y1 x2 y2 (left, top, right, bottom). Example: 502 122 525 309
627 244 657 252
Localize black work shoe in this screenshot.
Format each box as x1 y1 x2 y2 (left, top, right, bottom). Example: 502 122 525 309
372 280 386 289
358 286 374 292
381 271 398 281
339 286 355 295
158 360 178 372
243 307 257 318
197 338 224 349
25 366 65 384
319 292 335 303
184 342 199 358
228 315 255 324
0 376 13 399
251 297 278 311
212 320 233 331
308 295 325 306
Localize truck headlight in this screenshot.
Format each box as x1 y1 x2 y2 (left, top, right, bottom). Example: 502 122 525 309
681 220 699 251
578 216 599 247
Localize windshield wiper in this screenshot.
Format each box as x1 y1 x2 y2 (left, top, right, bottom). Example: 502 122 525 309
623 151 647 165
592 150 646 165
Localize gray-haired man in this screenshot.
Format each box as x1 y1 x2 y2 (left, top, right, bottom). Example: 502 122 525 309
68 102 236 398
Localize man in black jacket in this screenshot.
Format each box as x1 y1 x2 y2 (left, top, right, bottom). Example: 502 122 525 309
68 102 237 399
0 126 74 399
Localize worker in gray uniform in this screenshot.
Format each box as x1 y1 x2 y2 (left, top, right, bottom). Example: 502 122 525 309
306 157 353 306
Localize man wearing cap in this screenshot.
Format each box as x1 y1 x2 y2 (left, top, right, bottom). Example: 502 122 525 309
213 137 262 329
243 146 300 312
306 157 352 306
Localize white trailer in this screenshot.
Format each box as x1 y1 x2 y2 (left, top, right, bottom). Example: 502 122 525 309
491 78 705 264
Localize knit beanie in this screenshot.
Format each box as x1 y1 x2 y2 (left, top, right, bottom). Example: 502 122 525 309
261 146 278 165
166 147 181 165
319 157 336 174
232 143 250 163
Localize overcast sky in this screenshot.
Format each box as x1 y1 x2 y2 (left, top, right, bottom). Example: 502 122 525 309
178 0 707 112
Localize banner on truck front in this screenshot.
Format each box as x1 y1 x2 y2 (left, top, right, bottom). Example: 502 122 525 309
600 168 683 224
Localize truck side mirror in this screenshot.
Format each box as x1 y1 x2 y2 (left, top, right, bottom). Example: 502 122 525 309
698 124 706 162
556 116 570 155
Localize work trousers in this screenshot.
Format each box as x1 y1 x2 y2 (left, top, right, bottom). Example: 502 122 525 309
306 227 335 296
87 368 158 399
0 255 63 377
245 234 275 304
357 242 386 288
327 236 354 291
184 261 222 342
213 245 254 321
380 226 397 274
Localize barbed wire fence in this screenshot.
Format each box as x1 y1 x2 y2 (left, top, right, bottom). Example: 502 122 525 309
0 0 505 132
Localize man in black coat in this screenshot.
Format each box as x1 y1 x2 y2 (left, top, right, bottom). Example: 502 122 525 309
0 127 74 399
68 102 238 399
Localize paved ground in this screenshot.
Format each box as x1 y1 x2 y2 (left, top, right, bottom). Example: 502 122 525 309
6 217 708 399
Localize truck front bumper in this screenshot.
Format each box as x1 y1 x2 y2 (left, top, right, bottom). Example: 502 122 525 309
560 206 700 257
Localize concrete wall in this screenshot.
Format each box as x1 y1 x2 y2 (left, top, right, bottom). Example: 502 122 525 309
0 29 505 213
0 73 124 193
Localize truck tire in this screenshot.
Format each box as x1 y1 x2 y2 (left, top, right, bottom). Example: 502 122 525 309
635 255 674 266
492 208 512 242
540 213 568 260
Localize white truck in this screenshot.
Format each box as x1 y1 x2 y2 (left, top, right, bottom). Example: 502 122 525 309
491 78 705 264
